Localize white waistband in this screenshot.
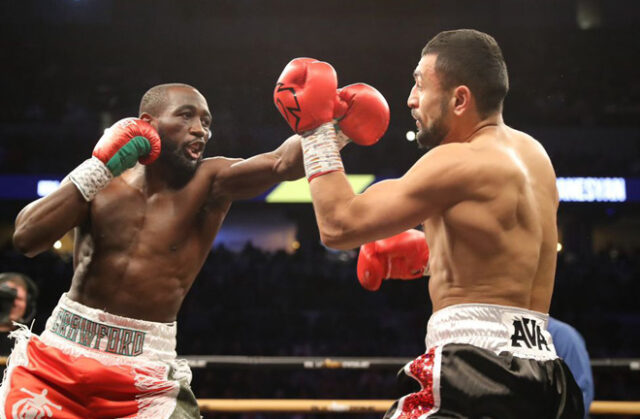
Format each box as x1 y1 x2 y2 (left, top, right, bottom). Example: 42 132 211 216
41 293 177 360
426 303 557 361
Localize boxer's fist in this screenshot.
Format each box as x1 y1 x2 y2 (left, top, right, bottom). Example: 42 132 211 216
68 118 161 201
334 83 390 146
93 118 161 176
357 229 429 291
274 58 338 134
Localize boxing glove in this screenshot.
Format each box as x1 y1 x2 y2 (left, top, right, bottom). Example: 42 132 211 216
334 83 390 146
357 229 430 291
68 118 161 201
274 58 390 180
273 57 338 134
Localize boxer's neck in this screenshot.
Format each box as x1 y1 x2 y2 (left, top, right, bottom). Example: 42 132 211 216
126 163 189 195
445 113 504 145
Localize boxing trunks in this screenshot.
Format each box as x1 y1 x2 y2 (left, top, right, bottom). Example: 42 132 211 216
0 294 200 419
385 303 584 419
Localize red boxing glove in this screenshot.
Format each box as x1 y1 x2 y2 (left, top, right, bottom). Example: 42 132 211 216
93 118 162 176
334 83 390 146
274 58 338 134
357 229 430 291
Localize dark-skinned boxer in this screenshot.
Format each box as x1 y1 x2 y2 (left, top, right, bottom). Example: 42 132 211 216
2 80 388 418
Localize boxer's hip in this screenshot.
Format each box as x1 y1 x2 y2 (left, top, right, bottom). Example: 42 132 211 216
0 294 199 419
385 304 582 419
40 293 178 362
382 303 584 418
387 343 583 419
425 302 557 360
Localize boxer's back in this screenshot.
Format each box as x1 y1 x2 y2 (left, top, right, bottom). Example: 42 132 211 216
425 125 559 313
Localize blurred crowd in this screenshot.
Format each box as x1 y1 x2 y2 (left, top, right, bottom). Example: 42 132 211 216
1 27 639 179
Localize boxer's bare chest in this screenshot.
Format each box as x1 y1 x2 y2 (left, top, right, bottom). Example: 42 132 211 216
91 178 208 251
69 172 230 320
76 171 229 281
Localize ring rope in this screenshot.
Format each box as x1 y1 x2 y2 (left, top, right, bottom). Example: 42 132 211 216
196 399 640 415
2 355 640 370
181 355 640 371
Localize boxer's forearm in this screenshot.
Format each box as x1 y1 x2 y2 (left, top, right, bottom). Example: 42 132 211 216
310 172 432 250
309 172 361 250
211 135 304 201
13 182 88 257
271 134 305 180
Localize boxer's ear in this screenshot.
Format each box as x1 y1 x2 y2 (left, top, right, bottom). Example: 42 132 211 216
452 85 471 116
139 112 160 135
139 112 154 124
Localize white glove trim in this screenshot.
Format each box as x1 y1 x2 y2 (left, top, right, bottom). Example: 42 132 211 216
68 157 114 202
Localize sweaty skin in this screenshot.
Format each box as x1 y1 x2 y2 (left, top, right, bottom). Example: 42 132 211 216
309 54 559 314
13 86 303 322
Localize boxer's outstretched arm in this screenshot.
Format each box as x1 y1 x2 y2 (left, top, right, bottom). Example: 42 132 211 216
13 182 89 257
210 134 304 202
310 144 478 250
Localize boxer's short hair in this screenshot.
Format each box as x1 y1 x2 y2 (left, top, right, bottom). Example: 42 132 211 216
139 83 197 116
423 29 509 118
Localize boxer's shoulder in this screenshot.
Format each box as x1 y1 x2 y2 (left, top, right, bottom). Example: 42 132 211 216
200 156 243 177
195 156 244 205
413 143 490 187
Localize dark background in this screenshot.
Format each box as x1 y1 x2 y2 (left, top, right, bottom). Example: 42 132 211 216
1 1 639 417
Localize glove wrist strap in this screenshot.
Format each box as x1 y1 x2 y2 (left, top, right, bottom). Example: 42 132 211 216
68 157 114 202
301 122 344 181
334 126 351 150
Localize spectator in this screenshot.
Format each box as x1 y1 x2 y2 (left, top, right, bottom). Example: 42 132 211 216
0 272 38 355
549 316 594 418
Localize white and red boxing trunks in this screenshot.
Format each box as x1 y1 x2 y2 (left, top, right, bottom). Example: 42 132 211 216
385 303 584 419
0 294 200 419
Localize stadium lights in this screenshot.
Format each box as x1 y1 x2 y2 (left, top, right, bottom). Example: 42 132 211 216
405 131 416 141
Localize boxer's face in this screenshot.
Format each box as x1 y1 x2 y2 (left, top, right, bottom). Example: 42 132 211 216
408 54 452 149
154 87 212 177
5 281 27 322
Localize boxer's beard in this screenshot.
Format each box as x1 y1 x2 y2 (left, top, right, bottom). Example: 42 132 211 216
158 135 202 185
416 97 450 150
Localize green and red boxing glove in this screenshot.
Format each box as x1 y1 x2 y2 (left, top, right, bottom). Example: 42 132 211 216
68 118 161 201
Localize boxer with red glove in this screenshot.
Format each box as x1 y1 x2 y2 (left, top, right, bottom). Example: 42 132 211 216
68 118 161 201
357 229 429 291
274 58 389 181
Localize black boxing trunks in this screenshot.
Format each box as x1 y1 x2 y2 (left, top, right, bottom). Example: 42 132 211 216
0 294 200 419
384 303 584 419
